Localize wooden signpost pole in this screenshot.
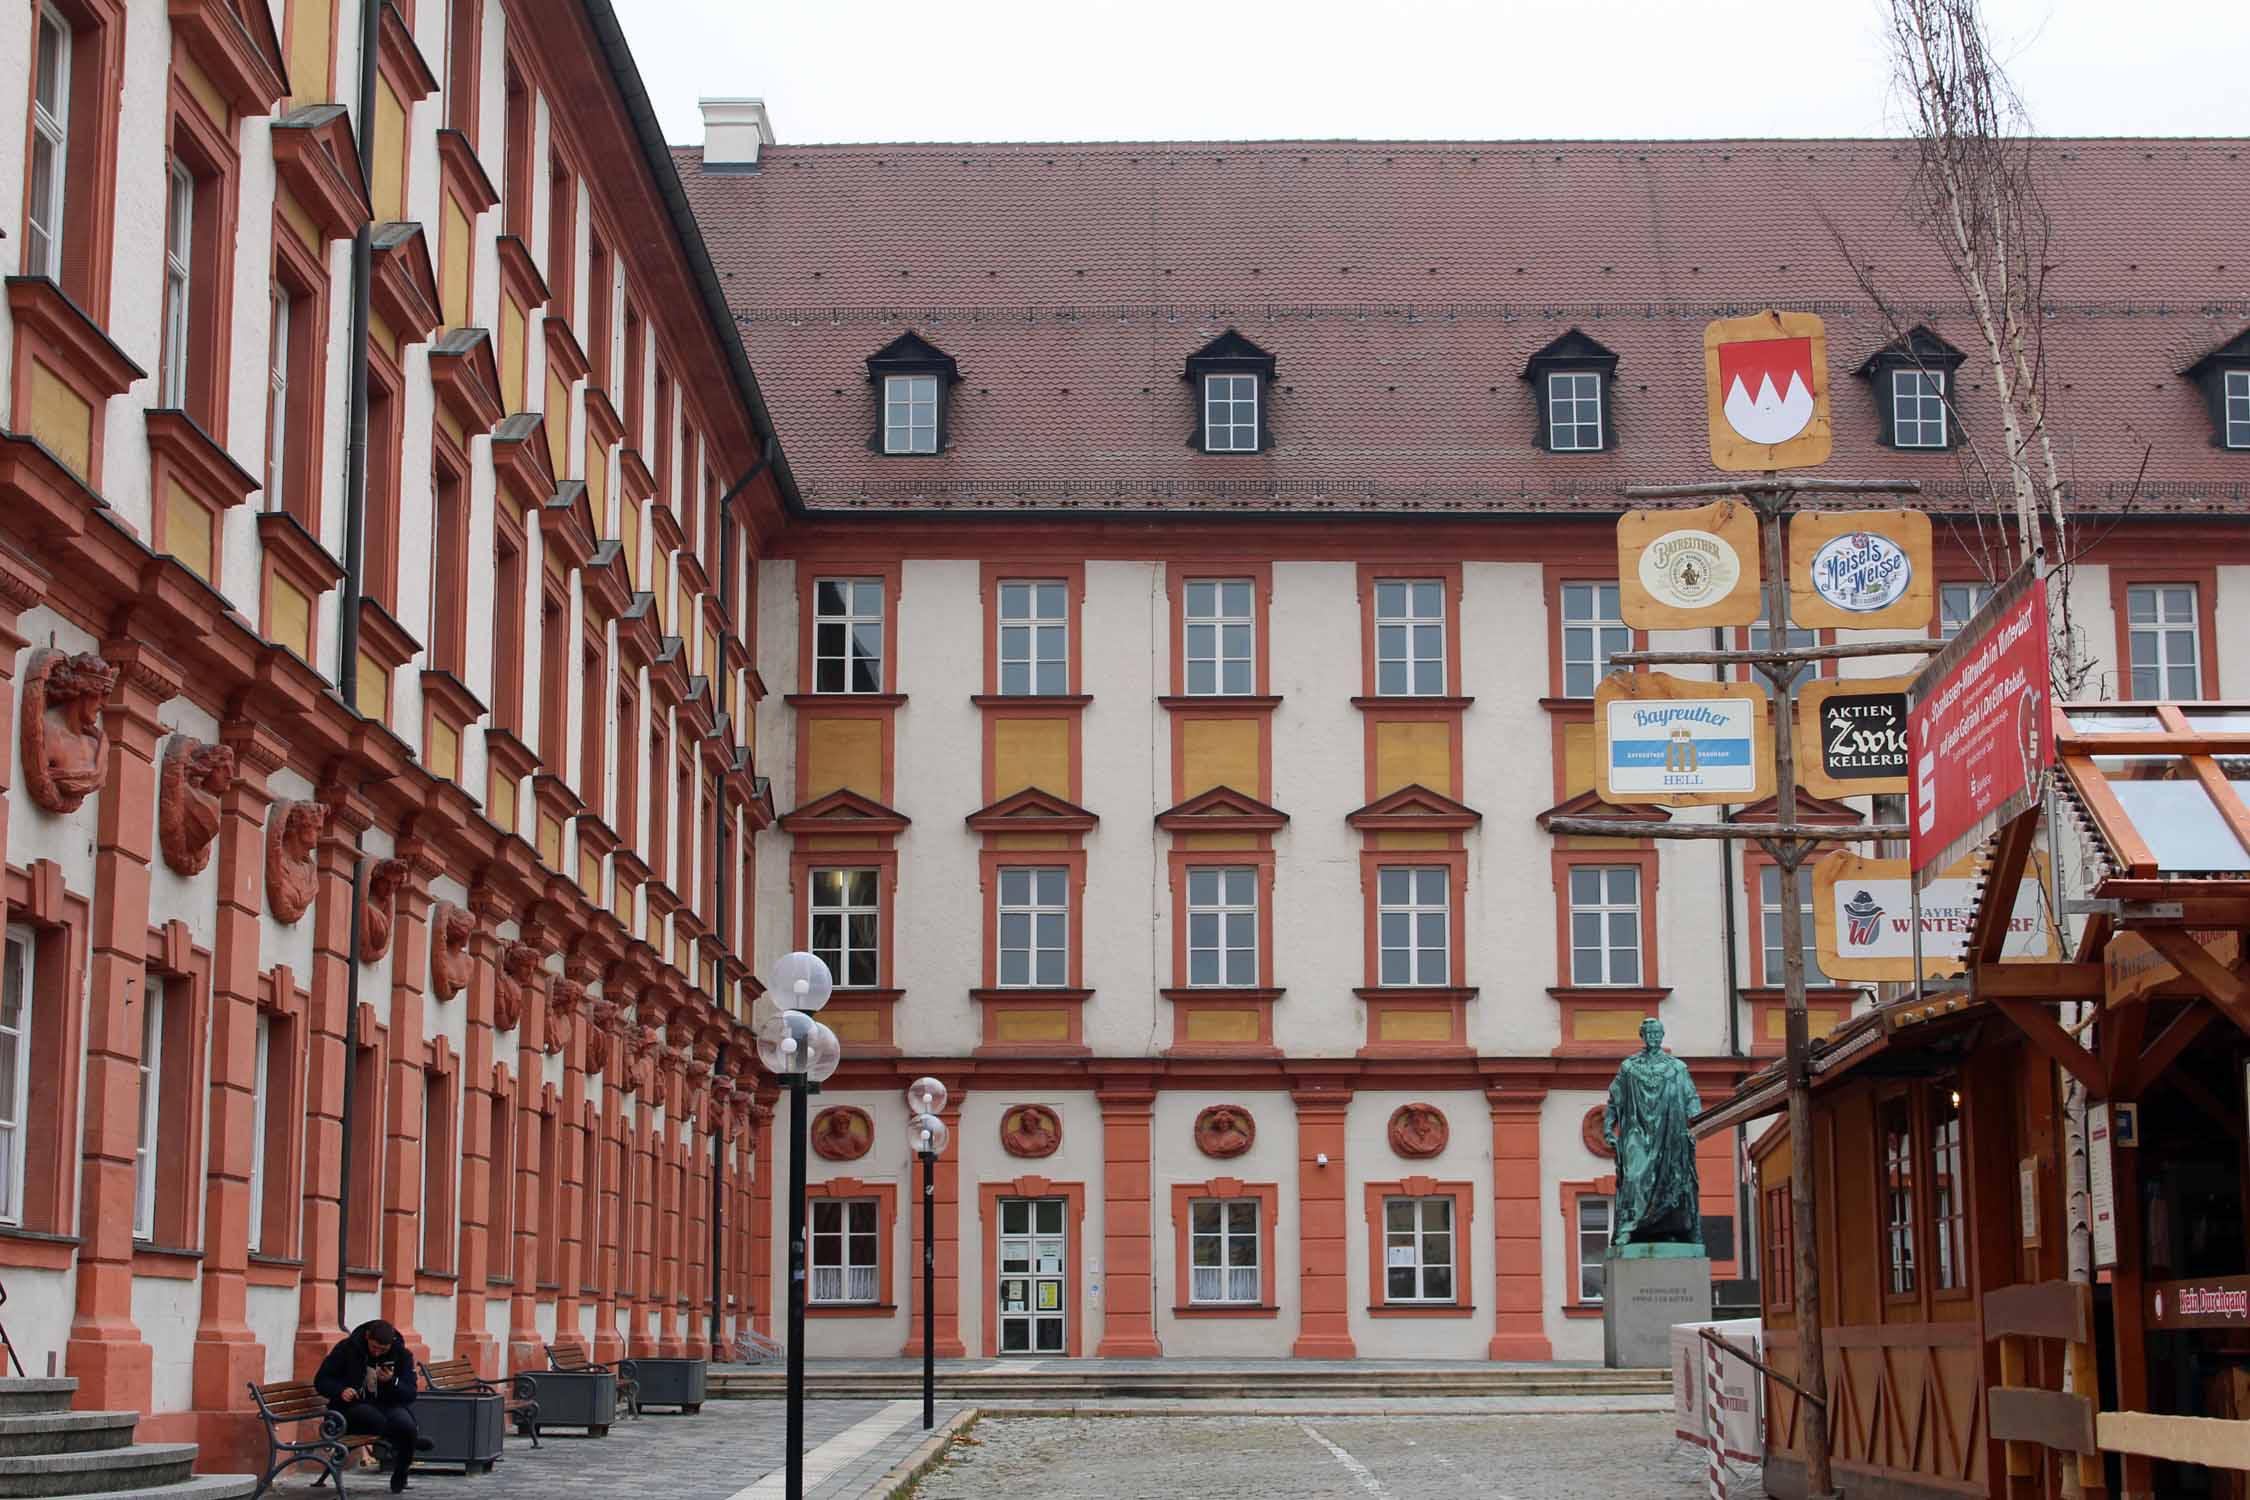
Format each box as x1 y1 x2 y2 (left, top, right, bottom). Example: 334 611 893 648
1550 473 1929 1500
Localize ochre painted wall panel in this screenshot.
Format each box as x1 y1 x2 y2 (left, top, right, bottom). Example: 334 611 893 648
991 718 1069 799
803 717 883 799
1373 720 1452 797
1178 718 1258 798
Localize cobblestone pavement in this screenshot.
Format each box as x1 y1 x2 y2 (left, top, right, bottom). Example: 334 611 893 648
909 1412 1761 1499
264 1398 965 1500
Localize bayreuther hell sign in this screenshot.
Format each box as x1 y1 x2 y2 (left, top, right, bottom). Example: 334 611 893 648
1705 310 1832 471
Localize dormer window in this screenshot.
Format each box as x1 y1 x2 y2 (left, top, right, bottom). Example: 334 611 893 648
1522 330 1618 453
1184 329 1277 455
2182 328 2250 450
864 330 959 456
1856 326 1965 450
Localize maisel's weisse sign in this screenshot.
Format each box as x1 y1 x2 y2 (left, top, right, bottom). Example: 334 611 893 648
1906 565 2054 885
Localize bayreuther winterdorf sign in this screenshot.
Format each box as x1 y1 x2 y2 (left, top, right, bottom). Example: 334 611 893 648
1812 849 2062 981
1907 564 2054 885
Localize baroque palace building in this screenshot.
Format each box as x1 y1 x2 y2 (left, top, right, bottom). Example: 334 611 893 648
678 120 2250 1364
0 0 788 1472
4 3 2250 1474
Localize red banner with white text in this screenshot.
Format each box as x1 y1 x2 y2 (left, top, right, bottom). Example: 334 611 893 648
1906 567 2053 885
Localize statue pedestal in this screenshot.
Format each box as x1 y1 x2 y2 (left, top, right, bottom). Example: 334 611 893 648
1602 1245 1711 1370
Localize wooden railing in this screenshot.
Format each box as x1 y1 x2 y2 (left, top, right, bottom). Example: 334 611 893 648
1984 1280 2100 1490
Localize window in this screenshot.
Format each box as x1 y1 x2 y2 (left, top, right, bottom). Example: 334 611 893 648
1188 1199 1259 1304
1377 867 1448 987
1758 865 1824 985
1576 1195 1612 1303
810 1198 879 1303
1203 374 1258 453
1930 1086 1965 1293
997 582 1066 696
1568 865 1641 987
1763 1182 1793 1306
493 534 525 732
1183 579 1253 695
502 59 531 237
997 867 1067 988
429 461 468 675
419 1076 441 1269
1383 1196 1455 1303
809 868 878 989
160 161 194 408
538 591 568 763
1186 867 1257 988
263 290 290 505
883 375 937 455
133 982 164 1241
445 0 482 139
0 931 32 1226
579 637 606 808
247 1013 271 1253
1547 371 1603 451
2228 369 2250 449
1891 369 1947 448
1561 582 1628 698
2126 584 2200 699
812 578 884 694
1374 580 1445 697
1939 581 1994 641
488 1094 514 1258
1881 1095 1916 1296
27 7 70 279
547 157 575 315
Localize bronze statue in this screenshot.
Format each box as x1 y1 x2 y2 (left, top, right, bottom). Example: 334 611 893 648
1602 1018 1702 1249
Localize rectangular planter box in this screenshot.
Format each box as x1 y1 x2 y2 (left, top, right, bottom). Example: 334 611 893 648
416 1389 504 1470
513 1370 618 1434
631 1357 707 1412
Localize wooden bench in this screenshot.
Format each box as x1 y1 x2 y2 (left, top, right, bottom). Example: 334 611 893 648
246 1379 380 1495
423 1356 541 1448
549 1345 640 1418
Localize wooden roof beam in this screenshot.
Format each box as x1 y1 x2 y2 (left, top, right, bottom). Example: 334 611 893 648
1971 811 2040 966
1990 997 2108 1095
2142 928 2250 1040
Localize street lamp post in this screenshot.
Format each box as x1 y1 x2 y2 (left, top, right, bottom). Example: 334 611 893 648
905 1077 949 1431
758 952 843 1500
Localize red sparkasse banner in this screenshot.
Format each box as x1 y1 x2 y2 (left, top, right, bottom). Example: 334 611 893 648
1907 567 2053 885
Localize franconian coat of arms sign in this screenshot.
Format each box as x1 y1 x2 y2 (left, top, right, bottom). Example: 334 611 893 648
1704 309 1833 471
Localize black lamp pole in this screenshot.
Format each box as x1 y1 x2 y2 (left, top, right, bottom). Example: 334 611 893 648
919 1145 935 1430
784 1076 811 1500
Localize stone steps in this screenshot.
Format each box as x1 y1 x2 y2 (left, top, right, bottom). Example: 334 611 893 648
0 1381 257 1500
708 1367 1673 1401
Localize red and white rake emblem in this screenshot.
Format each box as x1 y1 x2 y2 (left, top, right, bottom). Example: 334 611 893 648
1717 336 1817 445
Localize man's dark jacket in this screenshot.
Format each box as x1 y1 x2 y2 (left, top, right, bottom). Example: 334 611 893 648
313 1323 419 1409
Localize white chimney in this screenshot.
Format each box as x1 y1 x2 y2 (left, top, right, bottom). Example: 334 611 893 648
700 98 775 171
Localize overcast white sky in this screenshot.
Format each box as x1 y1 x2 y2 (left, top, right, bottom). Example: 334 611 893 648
615 0 2242 148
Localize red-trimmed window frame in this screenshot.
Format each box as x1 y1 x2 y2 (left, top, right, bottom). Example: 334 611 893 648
978 561 1087 700
1739 846 1835 991
547 146 577 324
491 505 529 735
1165 847 1277 992
1542 567 1648 704
580 620 609 816
795 561 905 699
978 1176 1086 1358
977 848 1089 995
803 1177 897 1316
22 0 126 318
614 678 640 847
1364 1177 1476 1316
1549 844 1661 991
1559 1174 1619 1317
586 224 614 394
419 1045 458 1276
443 0 481 141
538 568 572 774
501 54 531 238
787 846 900 993
1358 848 1470 991
622 300 645 440
362 354 405 613
646 711 670 885
427 443 471 676
674 746 695 903
1170 1178 1280 1317
2108 564 2220 701
1731 620 1836 684
266 207 330 530
250 967 307 1264
1356 562 1465 700
1165 561 1275 698
162 84 241 436
136 927 211 1260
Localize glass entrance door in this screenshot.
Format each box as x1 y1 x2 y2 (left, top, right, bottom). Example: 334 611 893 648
996 1196 1066 1354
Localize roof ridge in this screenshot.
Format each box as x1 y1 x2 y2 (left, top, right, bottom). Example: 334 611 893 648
672 135 2250 154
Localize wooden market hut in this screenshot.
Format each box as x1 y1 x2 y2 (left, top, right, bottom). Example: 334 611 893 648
1698 701 2250 1499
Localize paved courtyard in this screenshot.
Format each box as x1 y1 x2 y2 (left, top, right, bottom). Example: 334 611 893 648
261 1398 965 1500
910 1412 1760 1499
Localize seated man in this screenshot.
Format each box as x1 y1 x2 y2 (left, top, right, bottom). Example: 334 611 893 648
313 1319 433 1493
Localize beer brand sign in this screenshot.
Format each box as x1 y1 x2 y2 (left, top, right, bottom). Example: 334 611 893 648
1797 676 1915 799
1813 850 2062 981
1787 510 1933 631
1617 500 1762 629
1704 310 1833 471
1594 672 1772 808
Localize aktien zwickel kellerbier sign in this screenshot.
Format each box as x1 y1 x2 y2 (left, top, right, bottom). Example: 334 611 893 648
1616 499 1762 630
1787 510 1934 631
1796 675 1915 799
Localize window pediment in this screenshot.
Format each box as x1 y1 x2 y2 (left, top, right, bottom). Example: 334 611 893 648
1347 783 1482 831
966 786 1099 833
1155 785 1289 832
1535 788 1671 831
780 787 911 836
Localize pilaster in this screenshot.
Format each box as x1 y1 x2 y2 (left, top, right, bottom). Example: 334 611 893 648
293 787 369 1379
901 1095 965 1357
1486 1088 1553 1360
378 843 437 1349
1289 1086 1356 1359
451 887 507 1379
1093 1087 1161 1357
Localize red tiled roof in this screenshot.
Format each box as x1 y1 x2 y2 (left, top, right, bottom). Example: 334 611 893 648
677 139 2250 516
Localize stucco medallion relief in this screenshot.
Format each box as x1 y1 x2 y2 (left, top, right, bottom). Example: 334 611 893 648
999 1104 1062 1159
1194 1104 1256 1159
812 1106 874 1162
1388 1102 1449 1159
1582 1105 1615 1159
